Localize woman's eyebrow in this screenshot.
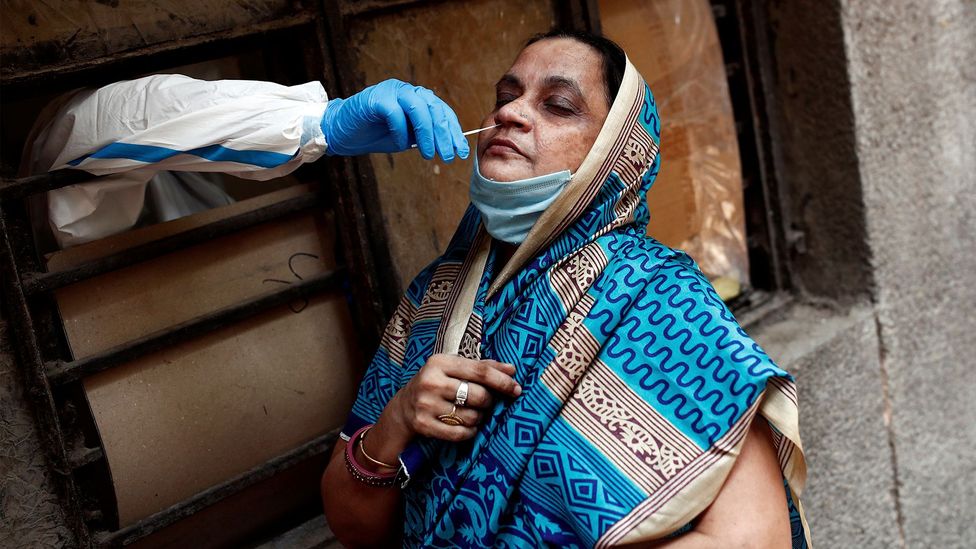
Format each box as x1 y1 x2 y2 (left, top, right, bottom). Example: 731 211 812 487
496 74 522 90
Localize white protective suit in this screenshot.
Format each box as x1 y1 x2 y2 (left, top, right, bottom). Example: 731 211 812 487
23 74 330 248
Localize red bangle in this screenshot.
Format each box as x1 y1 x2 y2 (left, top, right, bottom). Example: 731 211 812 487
344 424 397 488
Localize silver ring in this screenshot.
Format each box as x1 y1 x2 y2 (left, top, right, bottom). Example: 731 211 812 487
455 381 469 406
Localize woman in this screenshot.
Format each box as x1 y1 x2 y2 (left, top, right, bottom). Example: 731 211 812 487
322 30 810 548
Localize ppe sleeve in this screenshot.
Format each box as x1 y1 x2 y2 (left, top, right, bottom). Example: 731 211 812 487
31 74 330 181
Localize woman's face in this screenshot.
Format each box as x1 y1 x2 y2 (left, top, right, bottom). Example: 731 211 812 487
477 38 611 182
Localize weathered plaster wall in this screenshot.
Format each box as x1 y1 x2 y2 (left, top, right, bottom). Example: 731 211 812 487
841 0 976 546
755 0 976 547
0 0 299 77
0 317 74 547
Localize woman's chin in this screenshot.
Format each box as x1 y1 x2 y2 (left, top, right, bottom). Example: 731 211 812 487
478 156 533 182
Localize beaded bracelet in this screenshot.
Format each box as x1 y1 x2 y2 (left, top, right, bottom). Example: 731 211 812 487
344 424 397 488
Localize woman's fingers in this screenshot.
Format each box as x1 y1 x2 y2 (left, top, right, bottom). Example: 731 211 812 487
434 404 481 427
426 422 479 442
402 354 521 443
418 369 493 413
441 357 521 398
412 397 482 440
441 379 494 409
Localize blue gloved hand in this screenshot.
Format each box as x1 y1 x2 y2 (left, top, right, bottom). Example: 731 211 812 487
321 79 470 162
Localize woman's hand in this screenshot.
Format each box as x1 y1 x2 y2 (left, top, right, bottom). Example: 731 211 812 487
334 354 522 479
391 353 522 442
321 354 521 547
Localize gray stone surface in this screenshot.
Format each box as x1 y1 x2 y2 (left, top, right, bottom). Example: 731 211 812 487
755 0 976 545
841 0 976 547
752 304 902 548
0 319 74 548
249 514 341 549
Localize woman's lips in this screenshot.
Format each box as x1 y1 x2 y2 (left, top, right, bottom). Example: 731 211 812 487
484 137 524 157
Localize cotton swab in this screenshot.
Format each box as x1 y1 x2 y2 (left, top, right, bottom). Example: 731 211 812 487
410 124 500 149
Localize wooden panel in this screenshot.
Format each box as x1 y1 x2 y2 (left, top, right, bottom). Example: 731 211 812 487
51 187 330 359
83 292 360 527
46 184 310 272
346 0 555 288
128 453 328 549
48 186 362 527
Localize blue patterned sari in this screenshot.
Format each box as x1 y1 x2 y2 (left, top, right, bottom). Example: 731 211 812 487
342 58 810 548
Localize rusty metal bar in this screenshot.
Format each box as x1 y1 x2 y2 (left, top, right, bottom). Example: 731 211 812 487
21 191 324 296
722 0 791 292
0 170 99 200
1 11 317 91
93 428 339 547
315 0 400 345
0 205 92 546
45 268 345 386
338 0 435 17
1 197 73 360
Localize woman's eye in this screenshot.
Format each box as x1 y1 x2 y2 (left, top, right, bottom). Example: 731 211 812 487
495 94 516 108
546 103 576 116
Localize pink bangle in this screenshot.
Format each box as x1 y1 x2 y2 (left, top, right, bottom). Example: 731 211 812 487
344 424 397 488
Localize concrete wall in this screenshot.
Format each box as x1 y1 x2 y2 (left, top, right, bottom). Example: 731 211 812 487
843 1 976 546
750 0 976 547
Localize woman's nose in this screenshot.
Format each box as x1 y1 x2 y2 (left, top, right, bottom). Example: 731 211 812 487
494 99 531 129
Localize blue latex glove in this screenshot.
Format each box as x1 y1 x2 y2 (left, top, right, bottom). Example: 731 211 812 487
321 79 469 162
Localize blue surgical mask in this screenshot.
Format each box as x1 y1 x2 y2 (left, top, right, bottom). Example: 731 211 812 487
469 156 572 244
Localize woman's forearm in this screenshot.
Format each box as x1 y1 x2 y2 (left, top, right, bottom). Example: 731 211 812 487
321 395 415 547
626 420 791 549
321 355 520 546
321 444 403 547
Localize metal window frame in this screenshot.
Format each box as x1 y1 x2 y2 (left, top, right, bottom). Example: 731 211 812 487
0 4 396 547
711 0 792 297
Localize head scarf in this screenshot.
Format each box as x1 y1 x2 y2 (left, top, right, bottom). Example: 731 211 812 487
342 57 810 548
